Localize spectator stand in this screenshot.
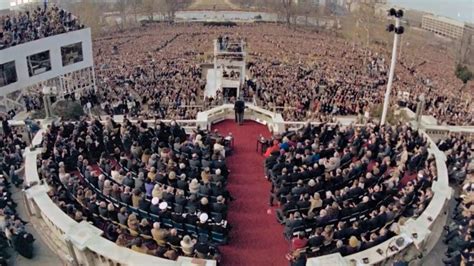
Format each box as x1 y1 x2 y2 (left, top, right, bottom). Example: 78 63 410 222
299 128 452 266
15 102 468 266
22 122 217 266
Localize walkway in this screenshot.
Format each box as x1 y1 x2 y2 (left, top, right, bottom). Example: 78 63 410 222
213 120 288 266
10 186 64 266
188 0 239 10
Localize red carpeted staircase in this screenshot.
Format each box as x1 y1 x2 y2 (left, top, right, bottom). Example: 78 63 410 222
213 120 288 266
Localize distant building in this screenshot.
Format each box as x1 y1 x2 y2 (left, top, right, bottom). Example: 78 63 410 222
422 14 465 39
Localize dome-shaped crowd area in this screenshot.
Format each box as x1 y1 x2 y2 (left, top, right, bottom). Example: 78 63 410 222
86 23 473 125
10 22 473 125
38 117 233 261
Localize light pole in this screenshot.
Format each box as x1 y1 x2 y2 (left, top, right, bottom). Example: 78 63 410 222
381 9 404 125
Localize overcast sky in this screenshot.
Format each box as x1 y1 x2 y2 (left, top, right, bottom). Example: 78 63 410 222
0 0 10 10
1 0 472 23
389 0 474 23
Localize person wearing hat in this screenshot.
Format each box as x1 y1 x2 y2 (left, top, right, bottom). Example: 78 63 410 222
151 222 169 247
198 212 209 229
189 179 200 194
158 201 171 219
150 197 160 214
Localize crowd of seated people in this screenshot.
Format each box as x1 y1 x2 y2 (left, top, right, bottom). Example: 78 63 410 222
263 122 435 263
436 135 473 265
37 116 234 261
0 5 83 49
437 135 473 185
0 117 33 263
442 173 474 266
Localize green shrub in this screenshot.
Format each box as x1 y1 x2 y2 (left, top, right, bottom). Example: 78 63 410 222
51 100 85 120
455 64 473 84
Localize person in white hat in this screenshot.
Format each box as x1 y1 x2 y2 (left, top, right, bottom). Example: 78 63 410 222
199 213 209 224
150 197 160 214
159 201 168 211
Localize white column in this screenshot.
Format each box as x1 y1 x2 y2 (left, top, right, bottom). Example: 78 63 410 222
381 17 401 125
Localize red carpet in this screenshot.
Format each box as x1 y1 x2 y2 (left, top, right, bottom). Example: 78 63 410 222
213 120 288 266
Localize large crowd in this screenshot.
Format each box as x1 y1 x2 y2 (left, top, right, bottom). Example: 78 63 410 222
1 4 474 264
88 23 473 125
264 122 435 263
37 116 233 262
0 5 83 49
437 135 473 265
0 117 35 263
2 15 472 125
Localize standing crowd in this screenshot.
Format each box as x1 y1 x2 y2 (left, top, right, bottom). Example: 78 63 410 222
0 117 34 263
1 5 83 49
2 17 472 125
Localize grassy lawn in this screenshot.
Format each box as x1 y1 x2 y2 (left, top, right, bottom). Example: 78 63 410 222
188 0 240 10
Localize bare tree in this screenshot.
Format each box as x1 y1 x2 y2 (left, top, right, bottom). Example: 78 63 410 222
157 0 192 21
353 1 376 48
130 0 141 23
70 0 104 35
294 0 318 26
142 0 157 20
457 30 473 65
115 0 128 30
269 0 296 25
